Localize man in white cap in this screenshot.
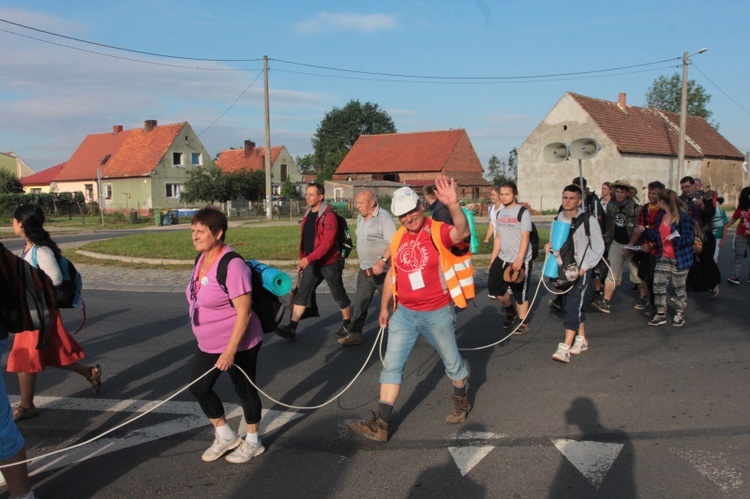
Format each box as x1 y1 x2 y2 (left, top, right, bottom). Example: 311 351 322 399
348 176 473 442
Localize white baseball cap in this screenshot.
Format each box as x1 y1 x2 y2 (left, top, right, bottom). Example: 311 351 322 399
391 186 420 217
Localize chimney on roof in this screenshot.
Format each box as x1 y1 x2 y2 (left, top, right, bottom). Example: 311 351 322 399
244 140 255 156
113 125 123 134
618 93 627 110
144 120 157 131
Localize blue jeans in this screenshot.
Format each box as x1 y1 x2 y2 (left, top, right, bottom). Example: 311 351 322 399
380 304 468 385
0 339 25 460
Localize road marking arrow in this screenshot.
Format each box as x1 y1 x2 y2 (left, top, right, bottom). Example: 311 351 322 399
448 430 505 476
551 439 623 490
670 448 744 492
1 396 304 485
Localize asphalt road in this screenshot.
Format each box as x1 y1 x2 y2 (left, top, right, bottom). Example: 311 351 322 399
2 253 748 498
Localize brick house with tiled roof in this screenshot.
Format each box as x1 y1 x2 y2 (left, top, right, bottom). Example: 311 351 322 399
52 120 214 213
335 129 491 199
518 92 746 211
215 140 300 193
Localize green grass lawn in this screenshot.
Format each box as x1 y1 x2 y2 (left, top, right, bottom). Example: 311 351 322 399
74 224 552 263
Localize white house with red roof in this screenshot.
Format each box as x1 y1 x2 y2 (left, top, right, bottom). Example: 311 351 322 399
20 162 66 194
215 140 300 194
335 129 491 200
519 92 746 211
51 120 213 213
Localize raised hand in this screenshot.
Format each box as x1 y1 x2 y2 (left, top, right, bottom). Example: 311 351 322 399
434 175 458 207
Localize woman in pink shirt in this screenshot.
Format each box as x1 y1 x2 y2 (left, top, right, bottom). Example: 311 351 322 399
186 208 264 464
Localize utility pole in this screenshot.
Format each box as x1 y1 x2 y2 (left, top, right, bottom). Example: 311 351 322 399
264 55 272 220
676 52 689 189
676 48 707 189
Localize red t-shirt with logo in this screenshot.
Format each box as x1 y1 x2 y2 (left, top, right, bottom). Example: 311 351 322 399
393 219 457 311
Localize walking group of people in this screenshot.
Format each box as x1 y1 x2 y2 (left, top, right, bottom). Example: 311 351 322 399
540 176 749 364
2 174 748 485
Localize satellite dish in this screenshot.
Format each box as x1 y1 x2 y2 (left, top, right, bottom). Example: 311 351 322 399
543 142 569 164
569 138 601 160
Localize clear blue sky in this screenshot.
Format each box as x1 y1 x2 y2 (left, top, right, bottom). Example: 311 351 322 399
1 0 748 172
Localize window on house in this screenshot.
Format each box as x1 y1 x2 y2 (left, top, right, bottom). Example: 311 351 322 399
192 153 201 166
31 188 41 194
173 152 183 166
334 188 343 201
104 184 113 200
84 184 94 201
166 183 182 198
280 164 288 182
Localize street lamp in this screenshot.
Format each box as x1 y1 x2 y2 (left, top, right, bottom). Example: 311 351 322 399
676 47 707 188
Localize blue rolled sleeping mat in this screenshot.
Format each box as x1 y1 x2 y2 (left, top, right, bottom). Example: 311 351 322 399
248 260 292 296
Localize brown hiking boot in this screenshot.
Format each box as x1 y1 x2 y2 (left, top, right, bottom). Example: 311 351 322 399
348 411 389 442
337 331 363 346
446 393 471 424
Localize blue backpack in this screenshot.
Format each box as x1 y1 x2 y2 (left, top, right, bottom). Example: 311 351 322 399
31 246 83 309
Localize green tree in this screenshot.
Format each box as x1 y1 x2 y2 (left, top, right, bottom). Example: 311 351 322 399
312 99 397 182
645 73 716 127
226 169 265 202
0 170 23 194
485 148 518 187
181 165 232 204
280 177 297 198
507 147 518 181
295 153 317 175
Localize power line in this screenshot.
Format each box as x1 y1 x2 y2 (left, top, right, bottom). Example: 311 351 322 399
270 57 680 82
692 62 750 115
2 17 679 82
273 64 679 85
0 27 255 71
197 70 264 137
0 18 262 62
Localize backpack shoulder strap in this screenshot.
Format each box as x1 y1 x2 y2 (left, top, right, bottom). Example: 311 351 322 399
517 205 526 220
215 251 243 294
31 245 38 268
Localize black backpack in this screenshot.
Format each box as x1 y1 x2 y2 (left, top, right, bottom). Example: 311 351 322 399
517 206 540 260
202 252 286 334
332 210 354 259
0 243 54 348
551 212 593 291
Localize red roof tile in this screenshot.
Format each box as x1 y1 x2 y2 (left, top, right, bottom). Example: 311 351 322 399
20 162 66 186
569 93 743 159
215 145 283 173
337 129 476 174
102 122 186 178
53 129 131 181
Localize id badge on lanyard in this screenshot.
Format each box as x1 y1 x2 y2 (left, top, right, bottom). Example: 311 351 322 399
408 270 425 290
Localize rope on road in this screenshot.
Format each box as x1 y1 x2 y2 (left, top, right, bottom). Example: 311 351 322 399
457 250 614 351
233 326 386 410
0 326 388 469
0 367 218 469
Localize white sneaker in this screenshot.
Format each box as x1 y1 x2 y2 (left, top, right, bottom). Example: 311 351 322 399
551 343 570 363
569 335 589 355
201 435 241 462
226 440 265 463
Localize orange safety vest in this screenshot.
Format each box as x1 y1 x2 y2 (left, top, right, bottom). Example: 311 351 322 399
390 221 475 309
